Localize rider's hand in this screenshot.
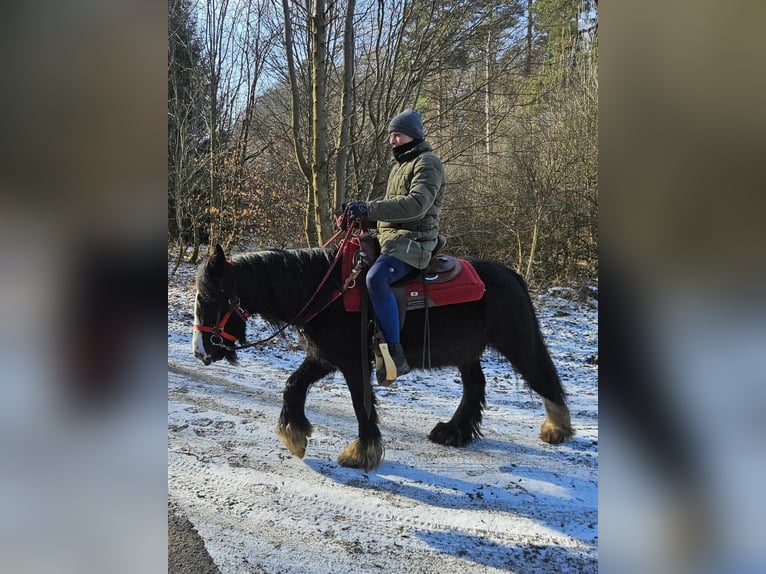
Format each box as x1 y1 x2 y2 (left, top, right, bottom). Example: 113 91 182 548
347 200 368 220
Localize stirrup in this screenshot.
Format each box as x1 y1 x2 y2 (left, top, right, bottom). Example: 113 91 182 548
375 343 410 386
376 343 397 386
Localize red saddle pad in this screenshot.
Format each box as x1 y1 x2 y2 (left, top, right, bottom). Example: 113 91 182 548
340 239 485 312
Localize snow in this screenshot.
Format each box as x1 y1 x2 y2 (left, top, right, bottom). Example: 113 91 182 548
168 252 598 573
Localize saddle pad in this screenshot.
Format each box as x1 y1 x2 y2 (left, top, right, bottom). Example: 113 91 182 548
341 240 485 312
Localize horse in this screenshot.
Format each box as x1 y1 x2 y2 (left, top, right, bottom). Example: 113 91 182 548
192 243 573 471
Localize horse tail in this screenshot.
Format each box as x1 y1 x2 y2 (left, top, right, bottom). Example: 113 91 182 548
483 262 568 406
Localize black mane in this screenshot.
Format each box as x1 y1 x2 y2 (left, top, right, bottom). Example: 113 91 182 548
230 247 341 326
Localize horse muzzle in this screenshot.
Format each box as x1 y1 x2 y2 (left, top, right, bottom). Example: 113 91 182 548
192 330 213 365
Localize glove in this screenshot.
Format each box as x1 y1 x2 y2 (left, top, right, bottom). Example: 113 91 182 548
347 200 368 220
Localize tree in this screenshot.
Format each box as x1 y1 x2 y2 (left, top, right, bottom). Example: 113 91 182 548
309 0 331 243
168 0 208 265
333 0 356 212
280 0 362 245
168 0 599 286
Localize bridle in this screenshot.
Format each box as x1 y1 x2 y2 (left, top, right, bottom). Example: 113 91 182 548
193 295 251 350
194 212 362 352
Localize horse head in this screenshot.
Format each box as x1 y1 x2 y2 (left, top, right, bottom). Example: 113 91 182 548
191 244 245 366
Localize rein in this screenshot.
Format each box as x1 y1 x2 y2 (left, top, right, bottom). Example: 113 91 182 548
196 214 362 352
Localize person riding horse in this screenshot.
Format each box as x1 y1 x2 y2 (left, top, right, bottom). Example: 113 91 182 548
347 109 446 385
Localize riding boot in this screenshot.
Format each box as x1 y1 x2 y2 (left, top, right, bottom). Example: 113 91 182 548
376 342 411 386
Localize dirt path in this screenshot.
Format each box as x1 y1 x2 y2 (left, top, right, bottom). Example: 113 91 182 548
169 503 221 574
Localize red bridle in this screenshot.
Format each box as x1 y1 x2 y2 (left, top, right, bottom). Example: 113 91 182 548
193 296 251 349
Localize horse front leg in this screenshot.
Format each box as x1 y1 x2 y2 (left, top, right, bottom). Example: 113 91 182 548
337 367 384 471
277 357 335 459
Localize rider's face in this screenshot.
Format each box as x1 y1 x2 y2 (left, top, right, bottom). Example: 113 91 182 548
389 131 413 147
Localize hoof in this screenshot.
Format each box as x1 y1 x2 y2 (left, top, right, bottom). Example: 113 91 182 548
428 421 478 447
540 420 573 444
540 399 574 444
337 438 384 471
276 421 313 458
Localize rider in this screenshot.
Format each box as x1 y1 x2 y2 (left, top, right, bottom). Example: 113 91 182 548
347 109 446 384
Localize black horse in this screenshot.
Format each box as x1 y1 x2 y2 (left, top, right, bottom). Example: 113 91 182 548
192 244 573 471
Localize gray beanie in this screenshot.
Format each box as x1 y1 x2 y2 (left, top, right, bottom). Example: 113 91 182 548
388 109 424 140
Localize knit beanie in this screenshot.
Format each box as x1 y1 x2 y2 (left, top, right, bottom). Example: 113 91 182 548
388 109 425 140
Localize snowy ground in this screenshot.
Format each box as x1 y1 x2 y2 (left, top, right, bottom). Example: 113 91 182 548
168 252 598 573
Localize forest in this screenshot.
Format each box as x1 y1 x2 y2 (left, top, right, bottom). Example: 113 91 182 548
168 0 597 287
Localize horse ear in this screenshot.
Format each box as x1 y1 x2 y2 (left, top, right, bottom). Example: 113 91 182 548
209 244 226 270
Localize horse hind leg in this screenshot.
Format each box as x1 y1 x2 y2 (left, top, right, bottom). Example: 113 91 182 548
428 361 486 447
493 320 574 444
527 339 574 443
541 397 573 444
277 358 335 459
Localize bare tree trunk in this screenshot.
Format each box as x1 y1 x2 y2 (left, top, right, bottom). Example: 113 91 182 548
311 0 331 244
281 0 312 215
208 81 219 247
172 243 187 275
484 29 492 175
525 207 542 283
304 183 317 246
190 224 200 264
334 0 356 212
524 0 533 76
204 0 230 249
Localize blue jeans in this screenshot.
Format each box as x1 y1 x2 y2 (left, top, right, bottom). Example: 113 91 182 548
366 255 415 345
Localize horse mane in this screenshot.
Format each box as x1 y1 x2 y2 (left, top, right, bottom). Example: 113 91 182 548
230 247 341 326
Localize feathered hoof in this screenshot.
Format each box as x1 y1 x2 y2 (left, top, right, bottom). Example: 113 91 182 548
337 438 384 471
540 420 574 444
540 399 574 444
428 421 476 447
276 421 313 458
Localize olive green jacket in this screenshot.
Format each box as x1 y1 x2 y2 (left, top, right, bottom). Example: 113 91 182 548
367 141 445 269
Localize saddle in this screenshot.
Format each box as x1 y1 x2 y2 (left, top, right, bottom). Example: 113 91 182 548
391 235 462 286
341 234 485 325
389 235 462 324
355 234 460 284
